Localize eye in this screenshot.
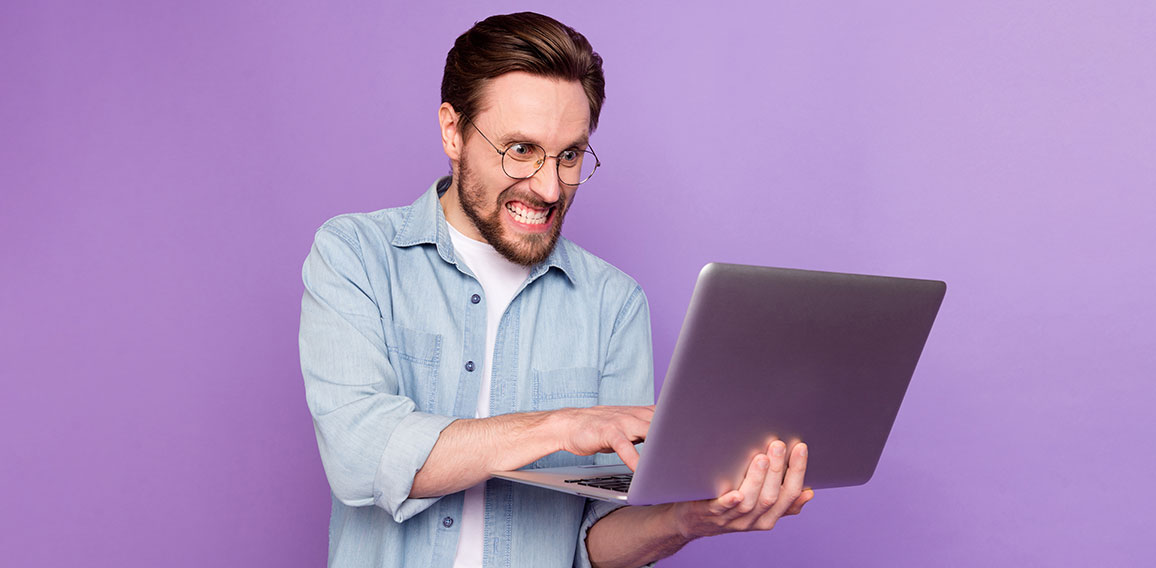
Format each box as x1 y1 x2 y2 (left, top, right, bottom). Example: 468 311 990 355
559 149 580 165
508 143 536 159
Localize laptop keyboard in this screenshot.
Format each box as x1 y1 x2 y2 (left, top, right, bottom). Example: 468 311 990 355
564 473 633 493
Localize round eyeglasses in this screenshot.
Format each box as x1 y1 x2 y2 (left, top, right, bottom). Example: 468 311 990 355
464 117 600 186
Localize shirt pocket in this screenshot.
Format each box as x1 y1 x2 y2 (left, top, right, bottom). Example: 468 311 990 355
529 367 601 469
385 324 442 411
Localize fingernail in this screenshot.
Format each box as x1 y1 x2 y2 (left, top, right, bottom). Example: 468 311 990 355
799 445 808 458
757 457 769 470
772 444 785 457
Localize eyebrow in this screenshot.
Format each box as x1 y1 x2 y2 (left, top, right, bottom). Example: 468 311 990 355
498 131 590 151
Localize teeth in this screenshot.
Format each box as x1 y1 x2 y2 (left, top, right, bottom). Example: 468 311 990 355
506 202 549 225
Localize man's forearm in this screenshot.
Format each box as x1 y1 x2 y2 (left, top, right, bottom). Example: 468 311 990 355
585 504 691 568
409 405 653 499
409 410 562 498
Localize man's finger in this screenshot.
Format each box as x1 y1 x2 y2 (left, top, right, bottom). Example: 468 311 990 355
755 440 788 514
706 490 744 516
624 405 656 421
783 488 814 516
614 414 650 445
767 443 808 519
728 453 770 519
610 436 641 471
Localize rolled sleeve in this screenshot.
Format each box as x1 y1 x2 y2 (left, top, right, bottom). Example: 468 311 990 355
373 410 455 521
300 223 453 522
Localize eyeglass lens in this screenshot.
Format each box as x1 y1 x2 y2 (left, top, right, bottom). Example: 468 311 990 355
502 143 598 185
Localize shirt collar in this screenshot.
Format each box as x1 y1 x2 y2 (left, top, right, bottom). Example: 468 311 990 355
391 176 576 286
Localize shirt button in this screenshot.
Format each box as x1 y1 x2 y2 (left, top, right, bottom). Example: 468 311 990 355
442 516 454 528
465 361 475 372
471 294 481 304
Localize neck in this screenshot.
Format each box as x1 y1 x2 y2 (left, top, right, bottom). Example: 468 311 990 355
439 180 486 242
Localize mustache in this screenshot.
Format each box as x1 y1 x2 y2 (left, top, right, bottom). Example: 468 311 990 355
498 186 564 210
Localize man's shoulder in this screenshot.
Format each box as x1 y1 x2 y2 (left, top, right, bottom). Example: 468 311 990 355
313 179 443 252
312 201 418 253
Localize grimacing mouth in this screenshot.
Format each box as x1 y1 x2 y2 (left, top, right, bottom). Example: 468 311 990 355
504 200 554 225
496 185 564 229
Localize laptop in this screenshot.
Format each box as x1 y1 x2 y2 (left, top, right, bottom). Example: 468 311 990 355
493 262 946 505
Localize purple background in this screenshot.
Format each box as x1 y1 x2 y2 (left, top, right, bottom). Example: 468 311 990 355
2 1 1153 566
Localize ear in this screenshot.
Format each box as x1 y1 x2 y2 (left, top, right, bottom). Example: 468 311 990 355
439 103 463 162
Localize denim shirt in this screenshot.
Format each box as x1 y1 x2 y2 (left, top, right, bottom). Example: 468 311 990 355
299 177 655 567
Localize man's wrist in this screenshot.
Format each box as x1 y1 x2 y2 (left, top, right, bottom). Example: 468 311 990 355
538 408 570 455
665 503 696 543
492 410 567 472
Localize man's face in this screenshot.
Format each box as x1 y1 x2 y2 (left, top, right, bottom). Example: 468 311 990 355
447 72 590 266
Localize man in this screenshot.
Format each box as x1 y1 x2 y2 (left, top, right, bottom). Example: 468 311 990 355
299 12 813 568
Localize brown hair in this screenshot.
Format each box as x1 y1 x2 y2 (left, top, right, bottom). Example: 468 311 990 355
441 12 606 132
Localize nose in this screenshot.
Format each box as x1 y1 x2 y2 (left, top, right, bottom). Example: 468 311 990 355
527 157 562 204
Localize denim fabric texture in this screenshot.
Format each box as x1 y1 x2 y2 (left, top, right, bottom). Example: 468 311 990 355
299 177 655 567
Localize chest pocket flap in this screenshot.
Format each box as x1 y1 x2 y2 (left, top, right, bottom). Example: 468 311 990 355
532 366 601 410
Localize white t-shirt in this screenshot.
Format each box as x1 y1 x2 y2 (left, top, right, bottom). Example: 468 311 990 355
446 222 531 568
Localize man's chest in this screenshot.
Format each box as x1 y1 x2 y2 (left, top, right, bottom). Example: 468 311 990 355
374 255 611 420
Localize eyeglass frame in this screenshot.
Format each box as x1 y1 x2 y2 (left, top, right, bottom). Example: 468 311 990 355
460 114 601 186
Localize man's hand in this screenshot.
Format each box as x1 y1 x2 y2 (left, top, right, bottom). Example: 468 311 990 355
553 405 655 471
585 439 814 568
672 440 814 539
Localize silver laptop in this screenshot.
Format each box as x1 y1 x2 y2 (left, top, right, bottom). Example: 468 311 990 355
493 262 946 505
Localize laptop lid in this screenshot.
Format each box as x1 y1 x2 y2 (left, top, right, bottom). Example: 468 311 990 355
625 263 946 505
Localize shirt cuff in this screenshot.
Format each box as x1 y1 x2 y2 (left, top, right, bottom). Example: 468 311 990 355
372 411 457 523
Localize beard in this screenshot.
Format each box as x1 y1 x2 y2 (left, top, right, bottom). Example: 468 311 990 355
456 153 569 266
